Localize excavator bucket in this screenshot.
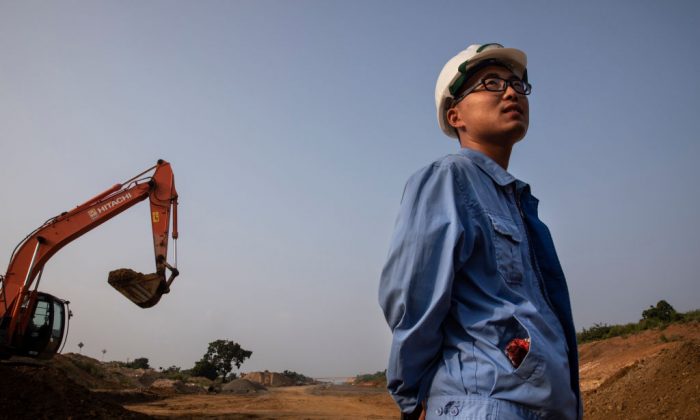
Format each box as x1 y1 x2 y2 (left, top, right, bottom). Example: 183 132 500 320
107 268 167 308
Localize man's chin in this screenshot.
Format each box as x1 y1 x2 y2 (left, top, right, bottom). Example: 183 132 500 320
504 124 528 144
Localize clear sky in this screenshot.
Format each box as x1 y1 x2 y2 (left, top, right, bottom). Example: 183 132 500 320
1 1 698 377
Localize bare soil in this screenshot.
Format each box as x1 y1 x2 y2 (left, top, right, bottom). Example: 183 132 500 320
126 385 395 419
0 359 151 419
579 322 700 420
1 322 698 419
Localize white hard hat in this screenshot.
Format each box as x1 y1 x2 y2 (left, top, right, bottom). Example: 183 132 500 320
435 43 528 138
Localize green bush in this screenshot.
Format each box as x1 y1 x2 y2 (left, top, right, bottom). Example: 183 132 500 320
577 301 697 344
642 300 680 322
680 309 700 323
124 357 150 369
353 370 387 385
282 370 313 384
162 365 187 381
189 358 218 380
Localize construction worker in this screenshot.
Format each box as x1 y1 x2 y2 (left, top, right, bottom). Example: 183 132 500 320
379 43 581 419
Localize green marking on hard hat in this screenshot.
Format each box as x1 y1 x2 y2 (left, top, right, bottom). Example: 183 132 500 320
476 43 503 52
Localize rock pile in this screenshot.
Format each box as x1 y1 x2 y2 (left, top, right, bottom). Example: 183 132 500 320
150 379 205 394
220 378 268 394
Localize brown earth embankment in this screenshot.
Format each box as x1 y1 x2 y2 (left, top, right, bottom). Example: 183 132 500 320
1 322 698 419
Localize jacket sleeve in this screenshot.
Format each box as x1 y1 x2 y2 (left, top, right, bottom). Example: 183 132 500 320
379 162 467 413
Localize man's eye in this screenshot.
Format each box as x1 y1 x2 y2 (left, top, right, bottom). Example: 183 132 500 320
483 79 501 88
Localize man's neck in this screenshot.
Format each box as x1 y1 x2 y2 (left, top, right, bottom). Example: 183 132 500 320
458 138 513 170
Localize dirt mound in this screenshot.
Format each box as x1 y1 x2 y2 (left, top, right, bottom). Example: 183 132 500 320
243 371 295 387
583 329 700 419
0 360 150 419
220 378 268 394
136 370 162 387
56 353 143 389
579 322 700 391
149 378 206 394
185 375 214 388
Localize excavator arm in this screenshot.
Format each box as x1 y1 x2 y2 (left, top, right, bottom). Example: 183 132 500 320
0 159 178 357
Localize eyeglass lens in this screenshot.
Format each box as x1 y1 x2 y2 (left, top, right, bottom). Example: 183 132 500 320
482 77 530 95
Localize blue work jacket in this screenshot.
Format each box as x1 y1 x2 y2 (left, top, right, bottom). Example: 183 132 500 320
379 148 581 419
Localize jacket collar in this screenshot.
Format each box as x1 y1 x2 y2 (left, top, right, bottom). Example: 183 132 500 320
457 147 516 187
456 147 533 198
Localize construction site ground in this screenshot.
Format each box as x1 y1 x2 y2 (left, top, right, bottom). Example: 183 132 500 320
0 321 698 419
126 385 395 419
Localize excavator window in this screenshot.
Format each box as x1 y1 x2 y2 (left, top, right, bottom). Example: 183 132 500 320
29 300 51 338
51 301 64 342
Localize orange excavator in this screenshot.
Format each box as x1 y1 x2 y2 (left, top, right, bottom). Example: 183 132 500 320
0 159 179 359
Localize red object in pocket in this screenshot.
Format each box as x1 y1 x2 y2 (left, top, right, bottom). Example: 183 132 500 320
505 338 530 368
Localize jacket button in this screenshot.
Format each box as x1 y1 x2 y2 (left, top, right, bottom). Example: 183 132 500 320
449 406 460 416
435 407 444 416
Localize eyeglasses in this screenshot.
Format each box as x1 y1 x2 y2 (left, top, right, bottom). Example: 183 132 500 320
453 76 532 105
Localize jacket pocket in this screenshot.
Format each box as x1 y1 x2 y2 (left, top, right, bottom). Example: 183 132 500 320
492 316 542 387
487 213 525 286
508 316 541 381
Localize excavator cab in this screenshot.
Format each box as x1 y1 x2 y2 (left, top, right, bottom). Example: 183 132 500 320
22 293 68 358
0 292 69 359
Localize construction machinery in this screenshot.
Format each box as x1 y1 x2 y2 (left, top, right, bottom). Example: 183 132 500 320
0 160 179 359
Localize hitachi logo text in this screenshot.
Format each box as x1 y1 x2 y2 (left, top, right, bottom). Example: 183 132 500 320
94 193 132 215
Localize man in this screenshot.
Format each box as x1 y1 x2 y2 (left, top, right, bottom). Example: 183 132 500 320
379 44 582 419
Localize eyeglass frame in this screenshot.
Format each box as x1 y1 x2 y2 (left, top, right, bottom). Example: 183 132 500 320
452 76 532 106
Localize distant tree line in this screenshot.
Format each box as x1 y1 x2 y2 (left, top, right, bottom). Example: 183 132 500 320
113 357 152 369
104 339 318 387
105 339 252 384
577 300 699 344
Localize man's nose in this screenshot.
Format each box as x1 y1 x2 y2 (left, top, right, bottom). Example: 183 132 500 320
502 84 519 100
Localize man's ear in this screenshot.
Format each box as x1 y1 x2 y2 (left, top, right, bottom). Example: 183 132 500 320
446 107 465 130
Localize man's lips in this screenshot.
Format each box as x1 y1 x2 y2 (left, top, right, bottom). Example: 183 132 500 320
502 104 523 115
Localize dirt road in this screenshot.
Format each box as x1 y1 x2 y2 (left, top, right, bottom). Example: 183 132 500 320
126 384 397 419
